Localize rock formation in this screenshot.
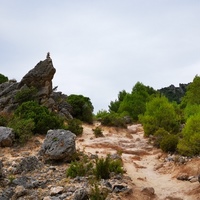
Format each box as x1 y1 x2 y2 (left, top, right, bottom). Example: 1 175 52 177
39 129 76 161
0 56 72 119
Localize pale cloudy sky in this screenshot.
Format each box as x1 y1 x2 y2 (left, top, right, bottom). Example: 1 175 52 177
0 0 200 113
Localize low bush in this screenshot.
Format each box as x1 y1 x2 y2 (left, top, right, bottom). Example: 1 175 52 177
92 127 104 137
66 154 93 178
8 118 34 144
66 118 83 136
14 101 64 134
89 183 108 200
160 134 179 153
94 155 123 180
0 112 13 126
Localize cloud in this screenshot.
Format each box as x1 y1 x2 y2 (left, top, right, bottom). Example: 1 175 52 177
0 1 200 113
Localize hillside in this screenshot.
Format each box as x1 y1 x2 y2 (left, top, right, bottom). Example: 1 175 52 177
0 123 199 199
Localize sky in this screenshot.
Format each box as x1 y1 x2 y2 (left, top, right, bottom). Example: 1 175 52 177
0 0 200 113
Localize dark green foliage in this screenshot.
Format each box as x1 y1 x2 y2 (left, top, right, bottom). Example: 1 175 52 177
94 155 123 180
182 75 200 105
15 86 37 104
92 127 104 137
8 118 34 144
160 135 178 153
66 94 94 124
107 82 157 122
153 128 169 148
14 101 63 134
0 73 8 84
159 84 188 104
66 154 93 178
139 96 180 136
109 90 127 112
66 119 83 136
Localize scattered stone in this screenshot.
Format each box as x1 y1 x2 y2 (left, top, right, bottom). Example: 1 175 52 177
14 156 40 174
112 184 128 193
0 127 15 147
12 185 27 200
50 186 64 196
39 129 76 161
189 176 198 183
141 187 155 196
0 160 3 177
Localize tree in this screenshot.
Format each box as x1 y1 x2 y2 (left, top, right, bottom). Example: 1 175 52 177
177 114 200 156
139 96 180 136
118 82 157 121
66 94 94 124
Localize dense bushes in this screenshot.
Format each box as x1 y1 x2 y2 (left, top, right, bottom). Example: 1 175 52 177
66 118 83 136
96 110 127 128
14 101 64 134
177 114 200 156
160 135 178 153
66 154 123 180
66 94 94 124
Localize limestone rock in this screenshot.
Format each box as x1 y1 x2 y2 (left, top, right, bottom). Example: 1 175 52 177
73 188 89 200
141 187 155 195
0 126 15 147
39 129 76 161
50 186 64 196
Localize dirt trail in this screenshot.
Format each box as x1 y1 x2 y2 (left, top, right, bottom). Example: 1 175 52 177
77 123 200 200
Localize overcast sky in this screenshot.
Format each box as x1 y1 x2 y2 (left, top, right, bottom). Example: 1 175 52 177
1 1 200 113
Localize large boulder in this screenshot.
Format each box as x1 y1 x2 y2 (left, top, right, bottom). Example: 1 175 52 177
39 129 76 161
0 126 15 147
19 58 56 97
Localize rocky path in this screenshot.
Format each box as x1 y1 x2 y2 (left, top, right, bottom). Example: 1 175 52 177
77 124 200 200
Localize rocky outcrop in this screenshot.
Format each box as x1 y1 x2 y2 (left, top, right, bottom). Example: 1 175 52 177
39 129 76 161
0 56 72 119
18 58 55 97
0 127 15 147
159 83 189 103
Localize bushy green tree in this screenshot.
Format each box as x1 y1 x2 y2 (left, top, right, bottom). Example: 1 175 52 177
109 90 127 112
139 96 180 136
0 73 8 84
177 114 200 156
118 82 157 121
160 134 178 153
182 75 200 105
66 94 94 124
14 101 63 134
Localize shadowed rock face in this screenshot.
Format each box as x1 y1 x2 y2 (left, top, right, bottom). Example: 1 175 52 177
19 58 56 96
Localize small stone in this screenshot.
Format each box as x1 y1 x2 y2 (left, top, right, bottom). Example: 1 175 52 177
50 186 64 196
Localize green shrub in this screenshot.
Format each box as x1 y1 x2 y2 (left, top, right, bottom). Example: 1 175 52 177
66 119 83 136
14 101 63 134
160 134 178 153
92 127 104 137
89 183 108 200
66 154 93 178
66 94 94 124
153 128 169 148
177 114 200 156
8 118 34 144
94 155 123 180
0 73 8 84
139 96 180 136
98 112 127 128
15 86 37 104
